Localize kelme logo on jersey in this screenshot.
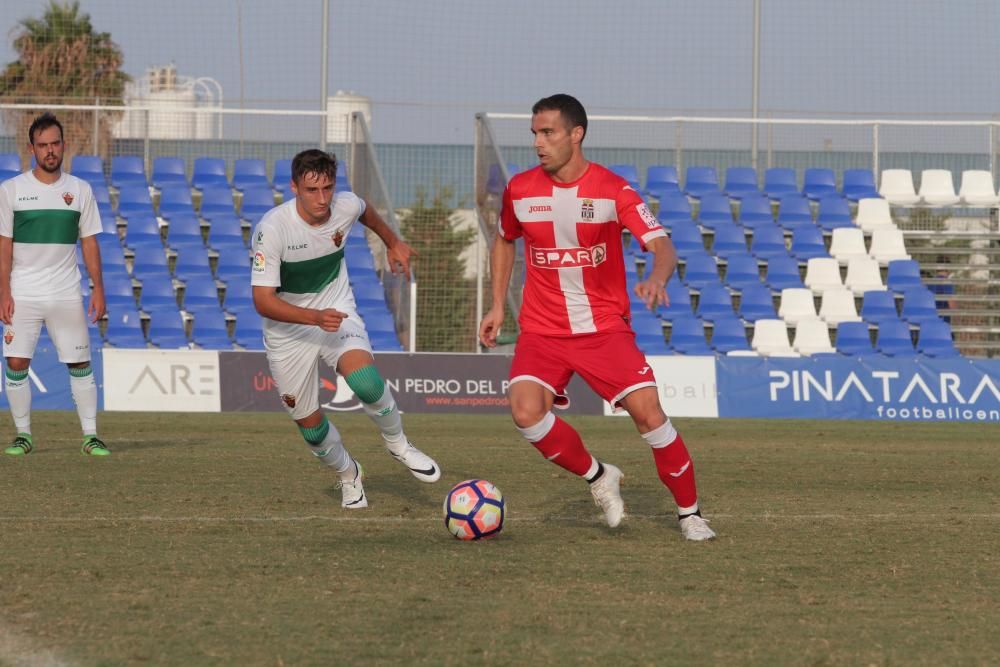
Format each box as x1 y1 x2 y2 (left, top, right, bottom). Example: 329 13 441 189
62 192 74 206
581 198 595 221
530 243 607 269
636 203 658 229
252 251 266 273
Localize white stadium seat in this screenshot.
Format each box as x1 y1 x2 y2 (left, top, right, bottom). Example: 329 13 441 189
958 170 1000 207
804 257 843 294
918 169 960 207
829 227 868 265
855 197 894 232
751 319 798 357
778 287 818 326
879 169 921 206
868 227 911 266
818 287 862 325
792 317 836 355
844 256 886 295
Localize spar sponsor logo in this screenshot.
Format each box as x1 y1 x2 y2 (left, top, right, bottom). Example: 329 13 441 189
768 367 1000 422
530 243 607 269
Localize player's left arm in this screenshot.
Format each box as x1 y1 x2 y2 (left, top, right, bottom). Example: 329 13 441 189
358 197 417 280
79 235 106 322
617 187 676 310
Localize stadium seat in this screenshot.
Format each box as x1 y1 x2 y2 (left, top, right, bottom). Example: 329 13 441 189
174 247 215 284
116 184 156 219
885 259 923 293
860 290 899 325
221 279 254 314
802 168 837 201
182 279 222 311
272 159 292 191
645 165 680 198
709 314 751 354
876 318 917 357
164 214 205 249
775 194 813 231
632 315 669 354
103 308 147 348
110 156 147 189
661 280 694 317
735 193 775 230
214 245 251 283
723 167 759 199
879 169 921 206
749 223 788 259
657 191 694 229
190 310 233 349
609 164 640 191
99 213 120 237
778 287 817 326
694 283 734 322
764 254 805 291
70 155 104 186
680 252 719 290
233 159 269 191
841 169 879 202
348 248 378 274
844 257 885 295
696 193 734 230
750 319 797 357
710 224 748 260
362 309 396 335
369 331 405 352
240 187 276 220
818 287 862 325
790 225 829 262
899 287 940 325
868 227 910 266
234 316 265 350
137 276 179 311
803 257 843 294
157 185 197 219
835 321 876 356
130 244 170 275
97 235 127 266
0 153 21 181
668 221 705 256
916 319 960 357
121 213 163 248
192 157 229 190
792 317 836 356
199 186 238 219
667 316 713 355
829 227 868 265
103 274 138 309
151 157 188 189
763 168 798 201
92 182 113 218
856 198 894 232
722 252 761 291
815 195 853 232
206 214 247 248
147 311 190 349
737 282 777 321
918 169 960 207
683 166 719 200
958 170 1000 207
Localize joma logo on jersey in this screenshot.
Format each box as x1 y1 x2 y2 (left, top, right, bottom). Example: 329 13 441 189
528 205 552 213
581 199 595 220
531 243 607 269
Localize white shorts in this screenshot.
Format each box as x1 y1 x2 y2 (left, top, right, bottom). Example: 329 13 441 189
3 298 92 364
264 317 373 420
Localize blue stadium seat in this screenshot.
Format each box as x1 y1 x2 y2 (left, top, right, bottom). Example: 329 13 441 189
661 280 693 317
99 213 119 236
103 308 146 348
130 244 170 274
137 277 178 311
900 287 939 325
362 309 396 334
684 166 719 200
694 282 734 322
860 290 899 325
110 156 147 189
240 187 276 220
122 213 163 248
749 223 788 259
668 222 705 256
103 274 137 309
233 159 269 191
886 259 923 293
722 252 762 291
764 253 805 291
876 318 917 357
841 169 879 202
222 280 254 314
0 153 22 181
645 165 680 198
147 311 190 349
815 195 854 232
92 183 113 218
763 168 798 201
776 194 813 231
116 184 155 219
916 319 959 357
199 186 237 219
164 214 205 249
182 280 222 311
272 159 292 190
632 315 669 354
158 185 197 219
214 245 251 284
657 191 694 229
710 314 751 353
668 316 714 355
369 330 404 352
349 249 377 274
97 235 128 269
151 157 188 189
206 214 247 248
173 246 214 284
681 252 719 290
234 316 265 350
609 164 640 191
835 321 876 356
335 165 351 192
737 282 777 321
192 157 229 190
696 193 734 230
802 168 837 201
735 194 775 230
790 225 829 262
710 224 748 260
70 155 104 186
190 309 233 349
723 167 759 199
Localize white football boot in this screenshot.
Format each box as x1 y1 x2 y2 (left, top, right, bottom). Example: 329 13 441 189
589 463 625 528
386 442 441 483
337 460 368 509
679 513 716 541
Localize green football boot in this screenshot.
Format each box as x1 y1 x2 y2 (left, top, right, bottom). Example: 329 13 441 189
81 435 111 457
4 433 33 456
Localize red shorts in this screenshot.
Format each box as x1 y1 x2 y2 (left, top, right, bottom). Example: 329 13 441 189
509 331 657 409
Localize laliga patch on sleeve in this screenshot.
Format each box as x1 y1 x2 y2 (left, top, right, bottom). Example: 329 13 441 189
252 251 266 273
636 203 659 229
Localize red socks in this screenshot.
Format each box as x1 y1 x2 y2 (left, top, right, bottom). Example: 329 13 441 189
518 413 595 477
643 422 699 510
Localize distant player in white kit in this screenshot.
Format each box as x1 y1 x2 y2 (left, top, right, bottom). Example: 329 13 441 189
252 149 441 508
0 112 108 456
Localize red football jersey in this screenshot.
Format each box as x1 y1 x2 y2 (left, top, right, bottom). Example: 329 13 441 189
499 163 667 336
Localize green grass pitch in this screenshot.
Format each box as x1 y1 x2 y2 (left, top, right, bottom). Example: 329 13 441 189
1 412 998 665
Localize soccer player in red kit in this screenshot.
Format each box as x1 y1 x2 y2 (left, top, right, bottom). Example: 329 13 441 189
479 94 715 540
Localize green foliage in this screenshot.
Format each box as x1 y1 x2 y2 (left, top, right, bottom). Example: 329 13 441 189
399 187 478 351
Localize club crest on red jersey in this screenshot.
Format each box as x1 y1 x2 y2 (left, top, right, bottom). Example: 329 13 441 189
531 243 607 269
580 198 595 221
62 192 74 206
332 230 344 247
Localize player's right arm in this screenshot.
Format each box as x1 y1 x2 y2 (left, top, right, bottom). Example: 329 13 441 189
478 233 515 348
0 185 14 325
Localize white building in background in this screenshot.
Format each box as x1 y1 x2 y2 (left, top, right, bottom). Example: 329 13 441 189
114 64 223 140
326 90 371 144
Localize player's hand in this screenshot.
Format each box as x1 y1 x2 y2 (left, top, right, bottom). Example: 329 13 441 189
0 292 12 325
386 240 417 281
88 286 107 323
478 306 504 348
633 279 669 311
315 308 348 332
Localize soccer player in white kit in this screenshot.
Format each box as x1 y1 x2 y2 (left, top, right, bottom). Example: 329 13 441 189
0 113 108 456
252 149 441 508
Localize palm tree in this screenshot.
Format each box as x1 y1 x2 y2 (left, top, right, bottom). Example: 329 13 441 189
0 1 129 162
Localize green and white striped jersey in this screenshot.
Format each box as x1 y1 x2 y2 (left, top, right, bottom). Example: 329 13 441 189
0 171 101 301
251 192 366 339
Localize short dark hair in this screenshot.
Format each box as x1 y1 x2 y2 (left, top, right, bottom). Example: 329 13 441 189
28 112 64 144
532 94 587 140
291 149 338 185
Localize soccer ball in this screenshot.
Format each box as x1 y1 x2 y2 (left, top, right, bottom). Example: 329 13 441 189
443 479 505 541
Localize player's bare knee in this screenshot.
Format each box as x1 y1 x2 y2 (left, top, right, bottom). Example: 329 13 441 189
509 398 547 429
5 357 30 372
